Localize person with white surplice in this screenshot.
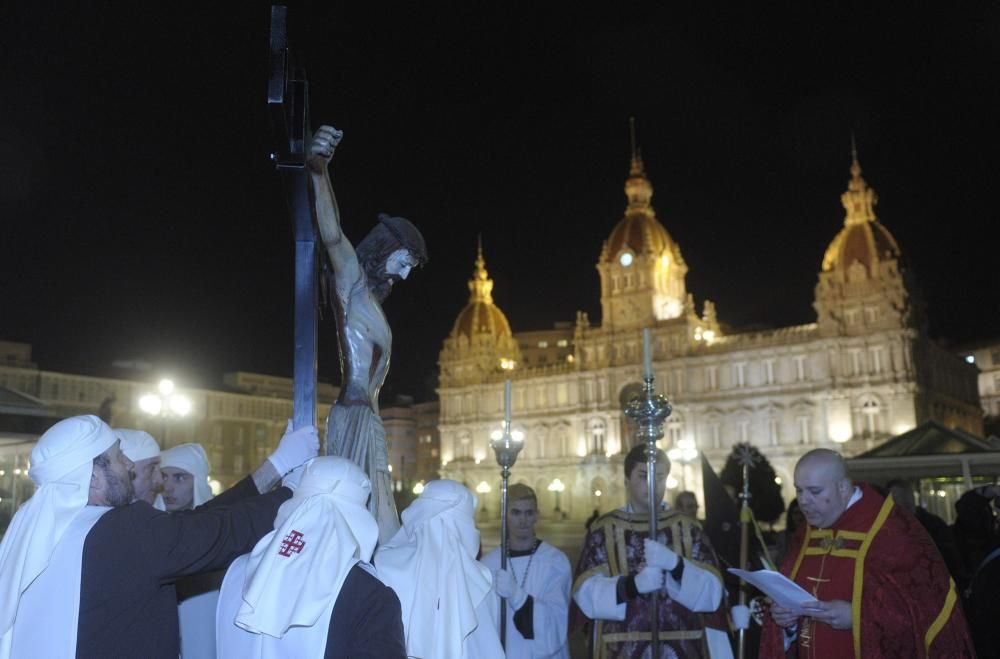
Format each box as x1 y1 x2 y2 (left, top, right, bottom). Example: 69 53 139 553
482 483 571 659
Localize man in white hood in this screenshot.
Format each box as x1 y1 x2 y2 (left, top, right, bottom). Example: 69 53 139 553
116 428 162 505
375 479 504 659
159 442 222 659
0 415 317 659
217 457 405 658
160 443 214 512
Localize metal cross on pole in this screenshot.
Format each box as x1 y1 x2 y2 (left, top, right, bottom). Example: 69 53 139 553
624 353 672 658
268 5 317 432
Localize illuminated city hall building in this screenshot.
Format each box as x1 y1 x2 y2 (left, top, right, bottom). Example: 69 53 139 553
438 149 981 519
0 149 984 528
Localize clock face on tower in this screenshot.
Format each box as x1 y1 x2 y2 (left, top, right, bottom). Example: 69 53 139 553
659 298 683 320
619 252 633 267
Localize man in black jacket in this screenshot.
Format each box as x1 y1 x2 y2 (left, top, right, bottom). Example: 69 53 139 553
0 414 317 658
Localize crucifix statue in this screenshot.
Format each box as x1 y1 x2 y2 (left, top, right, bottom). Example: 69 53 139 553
268 6 426 543
307 126 428 543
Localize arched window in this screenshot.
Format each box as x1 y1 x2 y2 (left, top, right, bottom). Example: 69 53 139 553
457 432 471 460
618 382 644 448
589 419 606 455
667 415 683 445
861 398 880 436
552 424 570 457
854 394 886 439
707 417 722 449
533 426 548 459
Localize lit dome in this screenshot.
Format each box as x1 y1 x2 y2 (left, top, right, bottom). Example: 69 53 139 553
822 156 901 273
449 244 513 339
600 153 685 268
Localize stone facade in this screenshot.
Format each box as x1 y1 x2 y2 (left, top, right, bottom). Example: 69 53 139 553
0 353 336 489
0 340 436 524
439 149 982 520
955 340 1000 427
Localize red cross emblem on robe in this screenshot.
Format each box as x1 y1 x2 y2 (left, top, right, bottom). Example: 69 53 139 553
278 530 306 557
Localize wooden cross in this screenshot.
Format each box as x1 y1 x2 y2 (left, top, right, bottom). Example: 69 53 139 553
268 5 318 432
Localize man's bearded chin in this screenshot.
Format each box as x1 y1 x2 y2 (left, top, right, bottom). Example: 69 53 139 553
369 273 402 303
105 468 135 507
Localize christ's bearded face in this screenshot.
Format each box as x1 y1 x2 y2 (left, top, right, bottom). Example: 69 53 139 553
369 249 417 302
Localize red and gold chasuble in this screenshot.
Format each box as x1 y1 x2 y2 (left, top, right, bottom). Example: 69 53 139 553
760 483 975 659
572 510 729 659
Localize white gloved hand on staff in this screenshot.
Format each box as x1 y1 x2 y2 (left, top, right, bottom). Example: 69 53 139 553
494 569 528 609
634 565 665 595
731 604 751 630
268 420 320 476
643 538 679 570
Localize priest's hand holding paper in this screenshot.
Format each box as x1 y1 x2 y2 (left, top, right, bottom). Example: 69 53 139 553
801 599 851 630
767 599 800 628
494 569 528 609
768 597 851 631
643 538 679 570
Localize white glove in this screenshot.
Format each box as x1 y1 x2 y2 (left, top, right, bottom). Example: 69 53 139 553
268 421 319 476
644 538 679 570
494 569 528 609
634 565 664 595
731 604 751 630
281 463 308 491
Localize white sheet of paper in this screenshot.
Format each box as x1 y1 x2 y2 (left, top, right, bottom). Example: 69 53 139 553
727 568 818 614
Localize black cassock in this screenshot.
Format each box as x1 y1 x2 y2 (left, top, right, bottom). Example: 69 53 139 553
76 478 289 658
324 564 406 658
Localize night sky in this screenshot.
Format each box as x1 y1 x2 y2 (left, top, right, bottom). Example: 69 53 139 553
3 3 999 402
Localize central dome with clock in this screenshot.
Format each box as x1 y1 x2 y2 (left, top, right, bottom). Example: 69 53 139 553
596 147 689 329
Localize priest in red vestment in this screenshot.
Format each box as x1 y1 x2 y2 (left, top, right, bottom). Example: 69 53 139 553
760 449 974 659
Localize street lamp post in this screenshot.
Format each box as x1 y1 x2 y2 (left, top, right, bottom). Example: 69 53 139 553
138 378 192 447
489 379 524 651
667 438 699 490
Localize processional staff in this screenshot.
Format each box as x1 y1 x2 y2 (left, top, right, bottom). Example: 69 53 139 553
736 445 758 659
490 378 523 651
624 328 672 658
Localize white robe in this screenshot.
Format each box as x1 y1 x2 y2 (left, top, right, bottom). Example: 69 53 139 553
215 457 381 659
161 442 218 658
463 592 505 659
482 541 571 659
216 554 336 658
179 588 220 659
7 506 109 657
375 480 504 659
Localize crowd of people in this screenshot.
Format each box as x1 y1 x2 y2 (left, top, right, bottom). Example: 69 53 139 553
0 415 995 658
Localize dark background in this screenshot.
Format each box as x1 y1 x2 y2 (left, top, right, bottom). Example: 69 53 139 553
2 2 998 401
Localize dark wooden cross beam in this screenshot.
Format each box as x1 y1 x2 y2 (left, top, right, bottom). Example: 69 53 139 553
268 5 317 432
